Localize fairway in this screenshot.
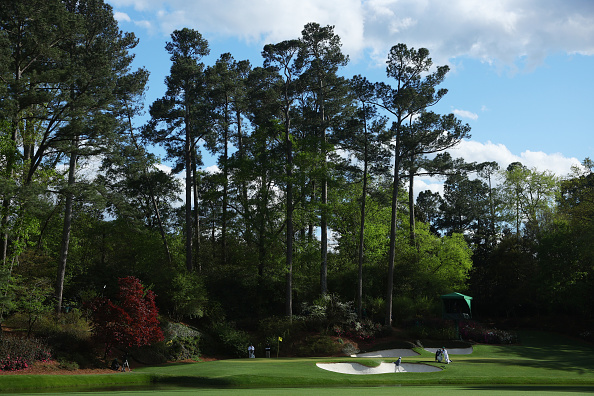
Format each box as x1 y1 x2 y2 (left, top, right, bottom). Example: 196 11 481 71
2 331 594 394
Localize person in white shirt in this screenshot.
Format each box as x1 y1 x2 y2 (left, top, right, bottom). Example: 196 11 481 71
442 347 452 364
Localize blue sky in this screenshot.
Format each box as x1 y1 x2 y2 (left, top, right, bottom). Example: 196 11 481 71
108 0 594 186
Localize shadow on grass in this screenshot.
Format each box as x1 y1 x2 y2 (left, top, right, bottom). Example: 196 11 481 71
465 385 594 393
475 331 594 374
153 375 233 388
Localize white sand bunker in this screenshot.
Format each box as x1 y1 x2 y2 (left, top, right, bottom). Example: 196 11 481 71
424 347 473 355
317 362 441 375
351 349 419 358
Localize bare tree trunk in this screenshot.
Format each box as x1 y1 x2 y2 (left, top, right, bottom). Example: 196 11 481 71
192 149 201 271
285 102 294 320
1 123 19 266
408 166 416 245
222 98 229 265
320 172 328 295
184 110 193 272
319 81 328 296
357 113 370 320
385 128 402 327
55 150 77 314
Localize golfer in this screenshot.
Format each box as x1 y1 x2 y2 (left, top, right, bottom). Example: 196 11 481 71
442 347 452 364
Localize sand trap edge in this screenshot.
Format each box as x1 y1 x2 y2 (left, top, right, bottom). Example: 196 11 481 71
351 348 420 358
316 362 442 375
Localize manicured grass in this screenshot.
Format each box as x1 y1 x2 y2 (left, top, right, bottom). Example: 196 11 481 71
7 385 594 396
2 331 594 393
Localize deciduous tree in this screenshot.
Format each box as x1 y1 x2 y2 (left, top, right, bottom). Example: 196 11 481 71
88 276 163 359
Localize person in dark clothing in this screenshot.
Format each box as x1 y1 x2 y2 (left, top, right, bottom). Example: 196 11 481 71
435 348 442 362
110 359 120 371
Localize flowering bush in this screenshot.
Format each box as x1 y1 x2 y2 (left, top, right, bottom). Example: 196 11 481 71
459 321 518 344
1 356 28 371
299 294 357 332
333 319 383 342
0 337 52 371
162 322 201 360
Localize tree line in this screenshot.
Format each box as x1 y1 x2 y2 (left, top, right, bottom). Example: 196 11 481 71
1 0 593 332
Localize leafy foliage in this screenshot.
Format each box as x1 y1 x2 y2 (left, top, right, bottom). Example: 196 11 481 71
459 321 518 344
87 276 164 358
404 317 456 340
202 321 249 358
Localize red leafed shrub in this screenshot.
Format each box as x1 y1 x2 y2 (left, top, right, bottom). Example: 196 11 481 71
88 277 164 358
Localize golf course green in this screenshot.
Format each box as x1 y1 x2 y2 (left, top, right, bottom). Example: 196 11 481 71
2 331 594 395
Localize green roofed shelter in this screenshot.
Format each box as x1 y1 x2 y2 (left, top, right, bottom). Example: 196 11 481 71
441 292 472 320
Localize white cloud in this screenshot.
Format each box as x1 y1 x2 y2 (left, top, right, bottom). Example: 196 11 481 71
113 11 131 22
453 109 478 120
412 139 582 199
110 0 594 69
415 177 445 198
145 0 365 55
365 0 594 69
448 140 582 177
204 165 220 174
134 20 152 30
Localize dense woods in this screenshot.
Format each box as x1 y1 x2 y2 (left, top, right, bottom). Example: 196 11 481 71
1 0 593 360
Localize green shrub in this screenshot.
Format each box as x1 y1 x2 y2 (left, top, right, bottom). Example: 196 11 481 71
167 336 201 360
162 321 201 360
35 309 91 341
392 295 441 324
363 296 385 323
258 316 304 348
202 322 249 358
295 335 340 357
168 272 208 320
57 358 79 371
341 341 359 356
404 318 457 340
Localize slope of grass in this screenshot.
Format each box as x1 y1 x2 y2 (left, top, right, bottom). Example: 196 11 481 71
1 331 594 392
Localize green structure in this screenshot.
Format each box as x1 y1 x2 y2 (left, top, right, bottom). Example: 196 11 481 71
441 292 472 320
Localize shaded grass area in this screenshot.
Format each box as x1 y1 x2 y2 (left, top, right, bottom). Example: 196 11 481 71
7 385 594 396
0 372 153 393
2 331 594 393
